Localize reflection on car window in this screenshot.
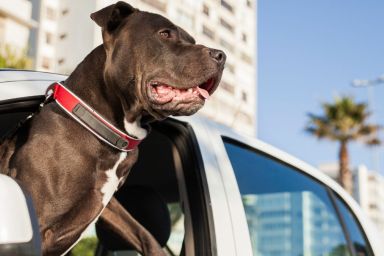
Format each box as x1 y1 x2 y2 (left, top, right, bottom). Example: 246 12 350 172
335 198 373 256
224 140 352 256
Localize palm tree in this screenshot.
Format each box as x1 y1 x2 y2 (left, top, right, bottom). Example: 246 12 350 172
306 96 382 194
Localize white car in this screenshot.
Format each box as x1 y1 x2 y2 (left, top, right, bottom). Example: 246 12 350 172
0 70 382 256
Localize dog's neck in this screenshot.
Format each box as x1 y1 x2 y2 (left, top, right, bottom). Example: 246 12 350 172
62 45 146 139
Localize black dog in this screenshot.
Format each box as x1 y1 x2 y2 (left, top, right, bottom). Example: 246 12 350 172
0 2 225 255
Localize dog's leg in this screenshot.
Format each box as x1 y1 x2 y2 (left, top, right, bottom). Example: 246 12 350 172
99 197 166 256
40 195 104 256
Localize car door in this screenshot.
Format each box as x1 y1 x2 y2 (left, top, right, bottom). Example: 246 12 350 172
221 137 376 256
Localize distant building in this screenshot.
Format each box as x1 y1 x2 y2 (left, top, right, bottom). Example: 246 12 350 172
0 0 36 51
353 165 384 239
31 0 257 136
29 0 60 71
318 162 339 180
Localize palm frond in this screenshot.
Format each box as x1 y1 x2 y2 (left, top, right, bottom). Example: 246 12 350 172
306 96 382 146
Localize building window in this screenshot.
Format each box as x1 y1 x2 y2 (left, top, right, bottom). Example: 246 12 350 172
242 33 247 43
369 204 378 210
221 81 235 94
242 91 248 102
203 4 209 16
221 0 234 13
246 0 252 8
42 57 51 69
46 7 56 20
219 38 234 51
220 18 234 32
241 52 253 64
45 32 53 45
226 63 235 74
61 8 69 16
59 33 67 40
202 25 215 39
142 0 167 12
58 58 65 65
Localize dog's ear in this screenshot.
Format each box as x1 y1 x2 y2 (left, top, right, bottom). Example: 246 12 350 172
90 1 136 32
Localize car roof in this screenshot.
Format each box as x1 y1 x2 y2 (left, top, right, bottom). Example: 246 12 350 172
0 69 67 83
0 69 67 101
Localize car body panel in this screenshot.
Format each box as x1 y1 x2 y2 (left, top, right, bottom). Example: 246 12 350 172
0 70 67 101
1 70 382 255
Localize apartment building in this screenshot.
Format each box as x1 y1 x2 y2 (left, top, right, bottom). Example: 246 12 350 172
29 0 257 135
0 0 36 52
29 0 60 71
353 165 384 240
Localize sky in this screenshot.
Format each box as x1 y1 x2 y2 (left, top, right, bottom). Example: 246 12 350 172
258 0 384 174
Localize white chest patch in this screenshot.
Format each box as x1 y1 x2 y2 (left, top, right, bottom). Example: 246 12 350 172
124 117 147 139
101 152 127 206
61 152 128 256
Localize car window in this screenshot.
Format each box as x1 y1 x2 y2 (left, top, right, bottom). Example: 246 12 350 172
335 198 373 256
223 139 352 256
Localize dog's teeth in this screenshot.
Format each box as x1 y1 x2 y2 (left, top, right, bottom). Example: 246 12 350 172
188 88 193 93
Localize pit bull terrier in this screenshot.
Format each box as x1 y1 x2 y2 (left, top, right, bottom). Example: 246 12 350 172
0 1 225 255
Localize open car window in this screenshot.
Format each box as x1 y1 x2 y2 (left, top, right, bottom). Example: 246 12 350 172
95 120 212 256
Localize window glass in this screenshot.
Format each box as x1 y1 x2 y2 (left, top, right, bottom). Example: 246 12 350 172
335 198 373 256
223 140 352 256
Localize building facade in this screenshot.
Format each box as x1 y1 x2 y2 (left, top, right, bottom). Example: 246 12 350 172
353 165 384 240
29 0 60 71
0 0 36 52
31 0 257 136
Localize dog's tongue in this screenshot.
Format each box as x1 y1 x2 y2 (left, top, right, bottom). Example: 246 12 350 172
197 87 210 100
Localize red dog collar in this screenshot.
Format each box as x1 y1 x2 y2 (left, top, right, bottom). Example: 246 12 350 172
46 82 143 151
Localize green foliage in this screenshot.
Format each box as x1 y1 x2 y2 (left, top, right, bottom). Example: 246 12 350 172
168 203 183 226
0 44 32 69
70 236 98 256
306 96 382 193
329 244 351 256
306 96 381 145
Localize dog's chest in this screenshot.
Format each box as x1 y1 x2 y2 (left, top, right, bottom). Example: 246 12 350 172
100 152 128 206
62 152 132 255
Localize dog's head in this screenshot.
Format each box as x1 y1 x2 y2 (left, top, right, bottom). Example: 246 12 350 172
91 1 226 120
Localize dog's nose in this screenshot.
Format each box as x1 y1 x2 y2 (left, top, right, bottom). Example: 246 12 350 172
209 49 226 65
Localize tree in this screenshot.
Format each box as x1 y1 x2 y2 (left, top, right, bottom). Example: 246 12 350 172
305 96 381 194
70 236 98 256
0 44 32 69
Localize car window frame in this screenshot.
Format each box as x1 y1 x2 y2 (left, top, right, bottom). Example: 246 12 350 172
161 119 215 256
222 136 375 256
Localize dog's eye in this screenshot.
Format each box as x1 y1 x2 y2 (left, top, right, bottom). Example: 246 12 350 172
159 30 171 39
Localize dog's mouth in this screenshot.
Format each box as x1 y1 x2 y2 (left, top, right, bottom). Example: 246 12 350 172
147 77 216 104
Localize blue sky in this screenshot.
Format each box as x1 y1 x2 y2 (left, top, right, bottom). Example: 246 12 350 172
258 0 384 173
